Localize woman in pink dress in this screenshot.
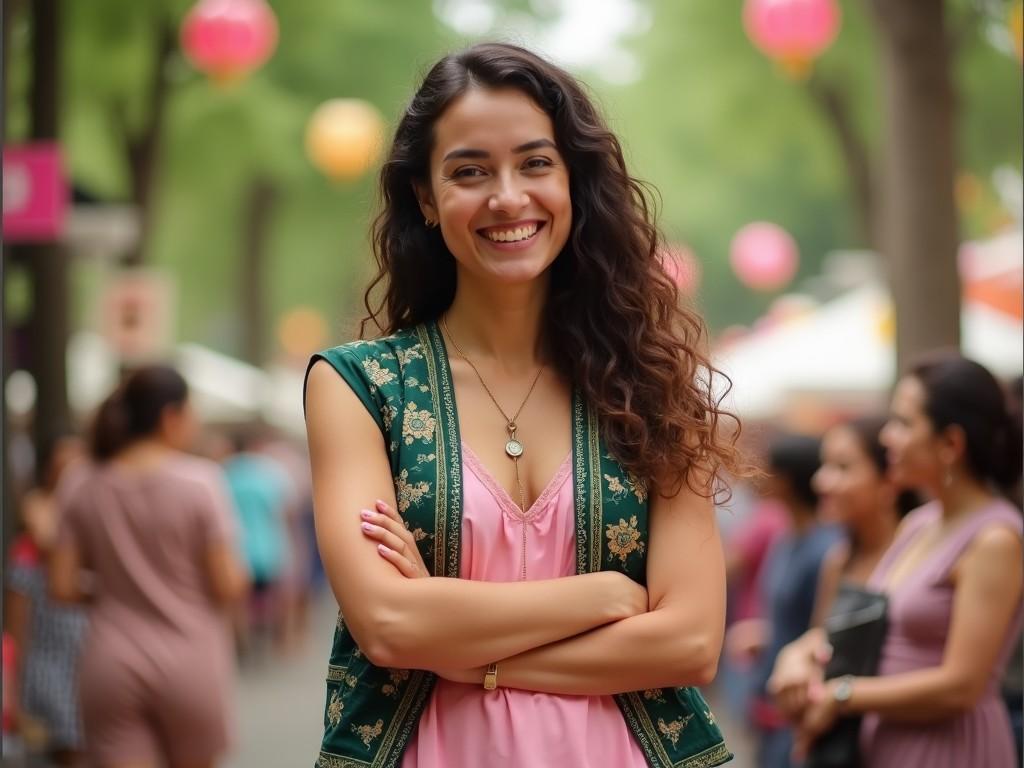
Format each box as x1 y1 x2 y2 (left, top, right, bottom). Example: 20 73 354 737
792 353 1023 767
51 365 248 768
305 43 741 768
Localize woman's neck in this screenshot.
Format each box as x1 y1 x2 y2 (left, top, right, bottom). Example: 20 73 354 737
936 474 995 524
115 437 175 468
849 505 899 558
444 272 549 372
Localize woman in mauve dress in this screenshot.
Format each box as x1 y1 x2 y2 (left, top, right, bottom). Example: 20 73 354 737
51 365 248 768
792 353 1022 768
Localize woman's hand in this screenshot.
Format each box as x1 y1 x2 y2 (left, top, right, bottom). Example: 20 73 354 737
359 500 430 579
768 640 829 721
724 618 766 665
792 678 841 762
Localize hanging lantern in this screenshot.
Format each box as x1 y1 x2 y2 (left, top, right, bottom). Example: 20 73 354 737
743 0 841 79
729 222 799 292
658 244 702 296
305 99 385 181
180 0 278 84
1011 2 1023 64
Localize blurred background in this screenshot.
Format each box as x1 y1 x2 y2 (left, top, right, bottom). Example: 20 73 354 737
2 0 1021 766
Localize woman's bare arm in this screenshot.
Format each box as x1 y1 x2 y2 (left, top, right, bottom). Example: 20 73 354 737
306 360 646 670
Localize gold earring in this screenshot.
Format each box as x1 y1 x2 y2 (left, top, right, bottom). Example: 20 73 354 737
424 217 435 228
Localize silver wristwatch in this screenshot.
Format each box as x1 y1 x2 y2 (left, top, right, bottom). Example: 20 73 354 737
832 675 855 707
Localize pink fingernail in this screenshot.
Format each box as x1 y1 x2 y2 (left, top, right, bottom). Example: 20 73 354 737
361 522 377 532
375 500 389 510
378 544 391 554
360 510 375 520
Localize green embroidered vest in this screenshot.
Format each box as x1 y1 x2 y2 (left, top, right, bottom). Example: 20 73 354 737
308 322 732 768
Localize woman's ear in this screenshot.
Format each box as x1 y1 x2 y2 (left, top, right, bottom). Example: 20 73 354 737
938 423 968 468
412 181 438 224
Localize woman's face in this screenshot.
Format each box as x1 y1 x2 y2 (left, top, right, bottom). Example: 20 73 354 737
812 425 888 525
417 87 572 287
881 376 944 490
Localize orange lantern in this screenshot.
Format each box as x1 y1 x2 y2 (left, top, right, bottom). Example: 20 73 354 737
305 99 385 181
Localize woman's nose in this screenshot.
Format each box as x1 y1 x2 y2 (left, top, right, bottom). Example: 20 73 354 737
488 174 530 213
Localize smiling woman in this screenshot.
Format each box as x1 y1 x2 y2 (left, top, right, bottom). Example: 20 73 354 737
304 43 742 768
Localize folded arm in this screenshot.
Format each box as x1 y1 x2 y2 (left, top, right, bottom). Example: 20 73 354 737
306 361 643 670
476 478 727 695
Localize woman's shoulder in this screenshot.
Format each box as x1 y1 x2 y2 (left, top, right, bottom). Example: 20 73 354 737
159 453 228 494
312 327 429 388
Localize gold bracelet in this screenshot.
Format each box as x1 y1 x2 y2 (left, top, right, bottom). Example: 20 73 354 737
483 663 498 691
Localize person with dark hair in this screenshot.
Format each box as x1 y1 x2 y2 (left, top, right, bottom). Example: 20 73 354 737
725 433 839 768
4 433 87 765
793 353 1023 768
767 417 910 720
303 42 740 767
50 365 248 768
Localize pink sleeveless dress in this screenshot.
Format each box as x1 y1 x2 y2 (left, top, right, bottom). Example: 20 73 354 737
860 499 1023 768
401 442 649 768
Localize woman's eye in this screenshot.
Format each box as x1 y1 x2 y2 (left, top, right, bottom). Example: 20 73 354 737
452 166 485 178
524 157 552 170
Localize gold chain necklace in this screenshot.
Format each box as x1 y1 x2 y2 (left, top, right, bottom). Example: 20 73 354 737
441 316 544 580
440 316 544 462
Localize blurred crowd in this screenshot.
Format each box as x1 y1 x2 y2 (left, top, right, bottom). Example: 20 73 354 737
2 353 1021 767
2 365 325 767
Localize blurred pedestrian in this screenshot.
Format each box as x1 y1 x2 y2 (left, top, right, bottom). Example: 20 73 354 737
4 433 87 766
726 432 840 768
767 416 911 721
223 428 292 657
791 353 1023 768
50 365 248 768
304 42 738 768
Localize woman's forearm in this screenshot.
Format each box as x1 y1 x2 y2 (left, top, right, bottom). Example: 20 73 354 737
843 667 985 722
487 607 720 696
365 570 640 669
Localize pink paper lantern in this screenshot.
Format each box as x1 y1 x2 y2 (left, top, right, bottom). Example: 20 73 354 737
730 222 799 292
658 244 702 296
743 0 841 78
181 0 278 83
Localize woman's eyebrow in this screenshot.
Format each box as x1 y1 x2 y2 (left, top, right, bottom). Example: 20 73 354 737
442 138 557 163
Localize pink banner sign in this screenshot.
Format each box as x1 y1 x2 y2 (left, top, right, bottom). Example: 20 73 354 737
3 143 68 243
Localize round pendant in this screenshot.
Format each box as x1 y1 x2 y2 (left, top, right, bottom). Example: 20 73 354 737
505 439 524 458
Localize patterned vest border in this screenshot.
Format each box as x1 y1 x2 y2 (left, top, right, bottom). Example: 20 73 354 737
306 322 733 768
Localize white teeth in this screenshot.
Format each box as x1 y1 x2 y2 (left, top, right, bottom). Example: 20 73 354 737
484 224 538 243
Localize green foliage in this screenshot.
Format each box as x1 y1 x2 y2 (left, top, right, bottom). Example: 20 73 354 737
5 0 1021 351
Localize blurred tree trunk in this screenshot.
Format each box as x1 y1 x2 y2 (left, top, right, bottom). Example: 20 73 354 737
868 0 960 371
22 0 71 452
241 177 279 366
807 75 877 249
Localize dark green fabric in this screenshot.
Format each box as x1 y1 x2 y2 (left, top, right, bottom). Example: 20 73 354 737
307 322 732 768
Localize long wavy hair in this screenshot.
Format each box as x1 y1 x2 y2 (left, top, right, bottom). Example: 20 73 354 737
363 42 742 496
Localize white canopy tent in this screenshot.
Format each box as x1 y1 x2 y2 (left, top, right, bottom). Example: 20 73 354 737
715 281 1023 421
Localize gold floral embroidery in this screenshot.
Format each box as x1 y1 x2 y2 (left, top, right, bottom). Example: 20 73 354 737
606 516 646 563
352 648 362 659
381 683 398 698
402 402 436 445
409 527 428 542
336 612 345 631
643 688 667 704
657 714 693 746
345 674 358 688
388 669 410 685
352 718 384 749
705 709 716 726
381 403 398 430
626 471 648 503
327 690 344 728
416 453 436 464
604 472 647 504
361 359 395 387
395 345 424 368
394 469 431 513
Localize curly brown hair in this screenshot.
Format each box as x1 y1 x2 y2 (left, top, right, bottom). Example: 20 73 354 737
362 42 742 497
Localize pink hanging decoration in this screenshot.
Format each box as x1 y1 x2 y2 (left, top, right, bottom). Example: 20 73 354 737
729 222 799 292
181 0 278 83
743 0 841 78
